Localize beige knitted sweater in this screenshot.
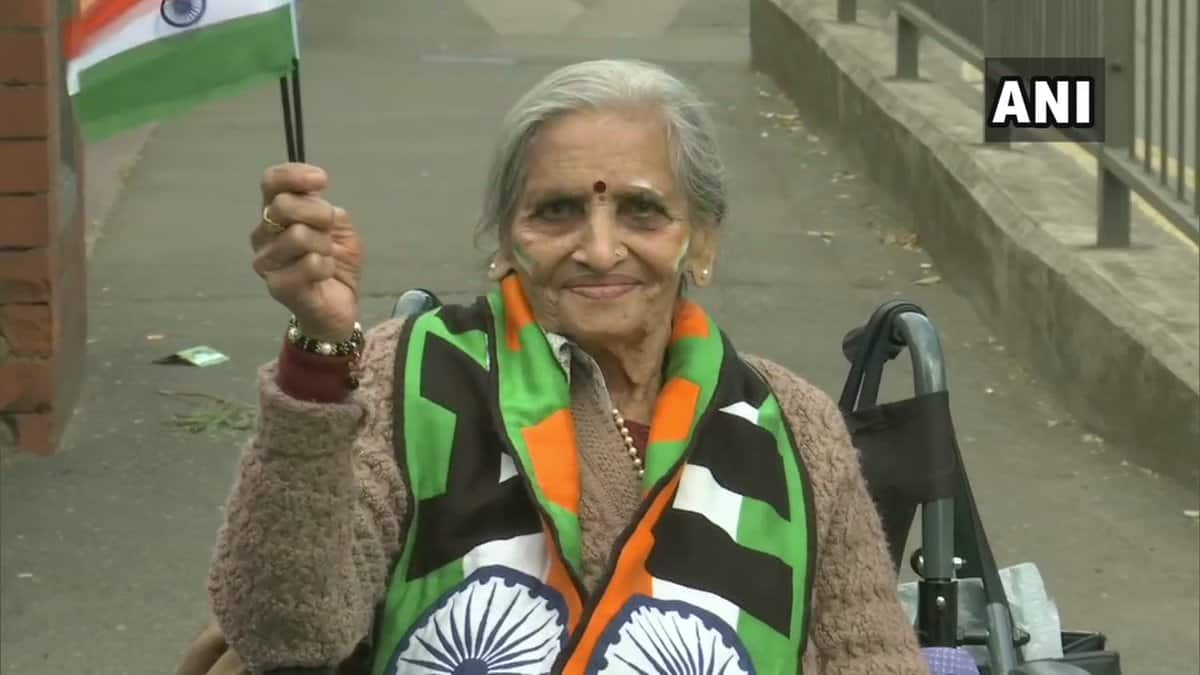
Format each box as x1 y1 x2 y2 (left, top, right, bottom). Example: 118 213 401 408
207 318 929 674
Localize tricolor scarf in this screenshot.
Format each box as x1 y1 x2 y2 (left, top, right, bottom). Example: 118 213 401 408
373 275 815 674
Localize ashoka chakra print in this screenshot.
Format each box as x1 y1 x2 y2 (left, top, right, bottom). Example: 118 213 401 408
387 566 568 674
587 596 756 674
160 0 206 28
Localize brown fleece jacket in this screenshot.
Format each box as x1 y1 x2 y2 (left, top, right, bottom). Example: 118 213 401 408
206 318 929 674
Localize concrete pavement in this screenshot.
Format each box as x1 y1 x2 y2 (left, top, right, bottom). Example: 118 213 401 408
1 0 1197 673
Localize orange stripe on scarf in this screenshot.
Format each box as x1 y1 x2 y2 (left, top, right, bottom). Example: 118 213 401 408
647 377 701 446
561 471 682 675
521 409 581 515
671 299 710 343
545 536 584 633
500 274 535 352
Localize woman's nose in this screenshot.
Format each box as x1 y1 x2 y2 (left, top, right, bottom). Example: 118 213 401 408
575 204 623 270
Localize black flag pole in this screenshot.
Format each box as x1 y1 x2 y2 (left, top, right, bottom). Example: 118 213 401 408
279 75 297 163
290 58 306 163
278 0 304 164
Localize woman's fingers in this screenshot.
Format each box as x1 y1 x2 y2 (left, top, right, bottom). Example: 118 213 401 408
251 224 333 276
251 192 336 249
265 192 336 232
251 169 336 252
261 252 337 302
260 163 326 205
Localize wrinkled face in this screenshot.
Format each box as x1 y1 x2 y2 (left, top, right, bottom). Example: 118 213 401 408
496 107 717 347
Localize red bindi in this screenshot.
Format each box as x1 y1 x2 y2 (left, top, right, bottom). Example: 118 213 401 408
593 180 607 194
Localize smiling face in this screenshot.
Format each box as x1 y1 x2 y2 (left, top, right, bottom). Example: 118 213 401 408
496 106 718 347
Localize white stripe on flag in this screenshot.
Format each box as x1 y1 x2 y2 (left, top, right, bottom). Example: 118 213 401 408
67 0 292 95
673 463 742 541
463 533 550 582
652 577 742 633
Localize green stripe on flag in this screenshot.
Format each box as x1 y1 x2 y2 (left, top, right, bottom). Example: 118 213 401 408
73 7 296 142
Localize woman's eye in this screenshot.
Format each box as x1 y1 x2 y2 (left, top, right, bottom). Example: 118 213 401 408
535 200 583 221
622 198 666 221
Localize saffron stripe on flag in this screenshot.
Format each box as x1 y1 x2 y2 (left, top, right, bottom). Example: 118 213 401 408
66 0 155 59
70 5 295 141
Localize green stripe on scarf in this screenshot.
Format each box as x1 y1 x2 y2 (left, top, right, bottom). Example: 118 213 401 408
486 285 585 574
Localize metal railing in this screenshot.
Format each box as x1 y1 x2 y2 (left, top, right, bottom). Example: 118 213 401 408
836 0 1199 247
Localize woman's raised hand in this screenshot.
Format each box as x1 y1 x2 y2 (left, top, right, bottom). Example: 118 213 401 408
251 163 363 342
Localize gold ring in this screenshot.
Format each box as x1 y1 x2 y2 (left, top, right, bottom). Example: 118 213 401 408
261 206 286 235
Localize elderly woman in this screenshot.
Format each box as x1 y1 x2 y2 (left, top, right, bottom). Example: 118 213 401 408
183 59 928 675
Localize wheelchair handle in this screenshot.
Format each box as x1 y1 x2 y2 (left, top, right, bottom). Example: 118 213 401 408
391 288 441 320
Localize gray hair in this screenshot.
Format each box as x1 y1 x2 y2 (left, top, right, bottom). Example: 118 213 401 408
476 59 727 249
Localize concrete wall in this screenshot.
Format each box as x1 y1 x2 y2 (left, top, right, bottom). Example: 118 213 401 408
0 0 87 454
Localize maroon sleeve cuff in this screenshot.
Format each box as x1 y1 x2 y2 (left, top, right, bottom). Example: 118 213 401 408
275 339 354 403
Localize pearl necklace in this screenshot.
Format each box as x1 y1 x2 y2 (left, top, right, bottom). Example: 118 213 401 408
611 408 645 478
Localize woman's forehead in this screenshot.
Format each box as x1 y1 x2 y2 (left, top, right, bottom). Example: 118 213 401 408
523 109 678 195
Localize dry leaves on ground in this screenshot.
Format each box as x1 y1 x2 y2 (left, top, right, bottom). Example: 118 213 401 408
882 231 922 251
159 390 256 435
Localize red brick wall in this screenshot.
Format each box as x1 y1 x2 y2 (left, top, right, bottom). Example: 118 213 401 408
0 0 87 454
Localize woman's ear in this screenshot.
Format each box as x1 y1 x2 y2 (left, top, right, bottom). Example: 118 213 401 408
488 254 513 281
687 225 720 288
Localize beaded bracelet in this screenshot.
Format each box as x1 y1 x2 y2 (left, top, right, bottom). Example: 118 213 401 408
285 316 366 389
285 316 365 356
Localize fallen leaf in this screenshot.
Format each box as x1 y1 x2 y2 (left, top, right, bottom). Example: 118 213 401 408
914 275 943 286
883 231 921 250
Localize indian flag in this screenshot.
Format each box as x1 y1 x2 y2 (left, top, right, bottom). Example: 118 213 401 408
66 0 299 141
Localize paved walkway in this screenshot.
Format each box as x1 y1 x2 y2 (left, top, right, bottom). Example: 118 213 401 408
1 1 1196 673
